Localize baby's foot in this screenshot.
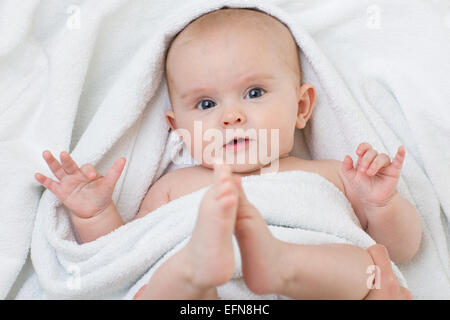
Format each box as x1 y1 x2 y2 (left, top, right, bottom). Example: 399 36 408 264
182 163 239 289
233 176 287 295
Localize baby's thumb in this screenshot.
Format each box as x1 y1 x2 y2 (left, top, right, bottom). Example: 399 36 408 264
105 157 126 188
341 155 355 179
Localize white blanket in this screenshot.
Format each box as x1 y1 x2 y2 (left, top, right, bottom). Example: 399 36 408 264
1 0 449 299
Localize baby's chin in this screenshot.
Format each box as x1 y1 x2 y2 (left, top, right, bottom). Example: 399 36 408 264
226 162 265 174
200 158 277 175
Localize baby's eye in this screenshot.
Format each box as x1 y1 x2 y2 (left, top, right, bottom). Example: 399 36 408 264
196 99 216 110
245 87 266 99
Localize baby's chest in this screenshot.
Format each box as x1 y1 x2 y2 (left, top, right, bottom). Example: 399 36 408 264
278 158 345 195
167 170 214 202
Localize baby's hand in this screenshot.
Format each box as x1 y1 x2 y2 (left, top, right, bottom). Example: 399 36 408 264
340 143 405 210
35 150 126 219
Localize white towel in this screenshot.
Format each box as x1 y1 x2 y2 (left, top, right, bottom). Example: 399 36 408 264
1 0 449 299
15 170 405 299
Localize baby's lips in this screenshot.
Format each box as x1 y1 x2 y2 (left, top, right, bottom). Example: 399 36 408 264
222 137 252 147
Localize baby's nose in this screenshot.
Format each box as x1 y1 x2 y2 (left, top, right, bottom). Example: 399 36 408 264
222 110 246 126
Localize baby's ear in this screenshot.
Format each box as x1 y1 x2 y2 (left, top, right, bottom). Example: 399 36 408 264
295 83 316 129
165 109 177 131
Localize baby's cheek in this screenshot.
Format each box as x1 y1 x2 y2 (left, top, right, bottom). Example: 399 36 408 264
276 120 297 155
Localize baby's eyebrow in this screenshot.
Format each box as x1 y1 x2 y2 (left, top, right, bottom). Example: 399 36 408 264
234 72 274 88
180 87 210 101
180 72 274 101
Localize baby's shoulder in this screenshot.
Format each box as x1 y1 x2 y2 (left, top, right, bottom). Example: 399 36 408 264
161 165 213 201
136 166 211 219
162 165 212 183
280 157 346 195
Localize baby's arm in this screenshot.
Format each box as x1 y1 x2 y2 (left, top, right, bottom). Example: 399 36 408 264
133 174 171 221
357 192 422 263
337 143 422 263
71 202 124 243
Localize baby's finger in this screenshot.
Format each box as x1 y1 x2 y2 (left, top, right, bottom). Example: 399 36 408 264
60 151 80 175
80 163 99 180
356 142 372 157
105 157 126 188
35 173 62 198
358 149 378 173
42 150 66 181
355 143 372 168
366 153 390 176
389 146 406 171
341 155 356 180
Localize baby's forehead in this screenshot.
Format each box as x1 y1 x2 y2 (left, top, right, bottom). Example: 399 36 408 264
165 8 301 84
181 8 284 37
168 8 297 60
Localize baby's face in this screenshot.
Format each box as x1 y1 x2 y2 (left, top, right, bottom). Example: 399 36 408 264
165 10 315 173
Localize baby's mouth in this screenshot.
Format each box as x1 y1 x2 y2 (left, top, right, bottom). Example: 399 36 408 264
223 137 252 151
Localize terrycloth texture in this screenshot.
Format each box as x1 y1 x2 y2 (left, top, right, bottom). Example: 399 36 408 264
1 0 449 299
16 170 405 299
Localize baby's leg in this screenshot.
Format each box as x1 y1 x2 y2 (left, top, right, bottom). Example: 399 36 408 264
136 164 238 299
233 176 374 300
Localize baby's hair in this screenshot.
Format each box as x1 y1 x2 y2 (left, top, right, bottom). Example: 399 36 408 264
164 7 302 85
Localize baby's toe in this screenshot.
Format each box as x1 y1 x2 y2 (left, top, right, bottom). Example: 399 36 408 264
214 163 232 182
218 192 238 211
216 180 235 199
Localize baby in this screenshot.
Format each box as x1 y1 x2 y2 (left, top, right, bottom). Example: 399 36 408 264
35 8 421 299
